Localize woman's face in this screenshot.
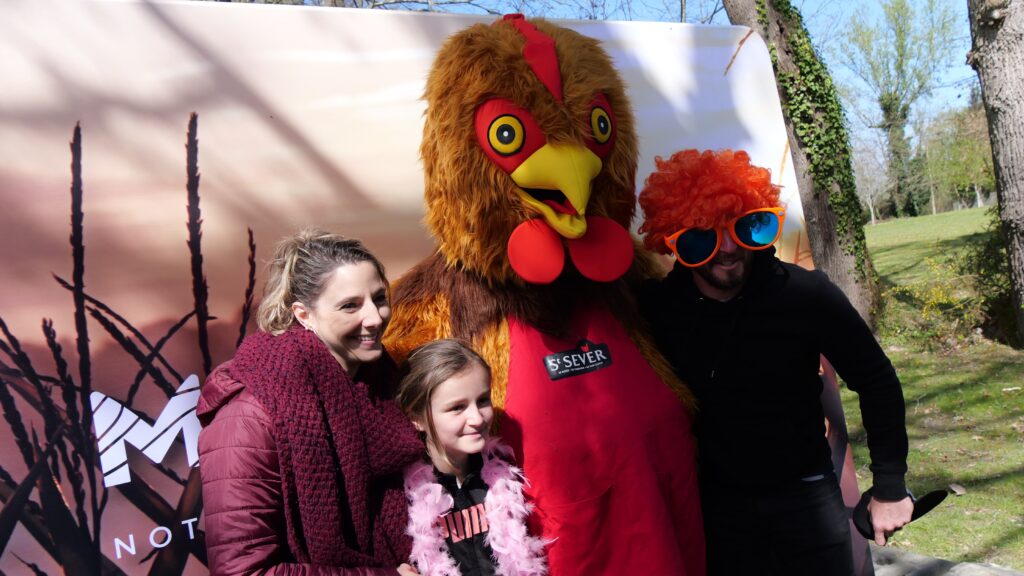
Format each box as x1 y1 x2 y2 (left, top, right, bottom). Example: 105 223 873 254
293 261 390 375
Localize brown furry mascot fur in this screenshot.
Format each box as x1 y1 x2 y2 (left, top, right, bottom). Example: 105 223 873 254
386 17 691 409
385 16 705 575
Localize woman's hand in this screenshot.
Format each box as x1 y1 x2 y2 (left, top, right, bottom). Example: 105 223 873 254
397 563 420 575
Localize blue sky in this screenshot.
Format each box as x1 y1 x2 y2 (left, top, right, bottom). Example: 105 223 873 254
672 0 973 137
791 0 975 133
540 0 976 142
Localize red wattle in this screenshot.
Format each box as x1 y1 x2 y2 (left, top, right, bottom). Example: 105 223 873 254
507 219 565 284
566 216 634 282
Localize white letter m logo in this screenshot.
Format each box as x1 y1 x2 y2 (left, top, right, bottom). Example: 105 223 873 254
90 375 202 487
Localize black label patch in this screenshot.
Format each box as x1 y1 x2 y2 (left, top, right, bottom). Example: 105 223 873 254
543 339 613 381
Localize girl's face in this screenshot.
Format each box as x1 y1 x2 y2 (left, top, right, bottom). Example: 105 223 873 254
419 362 493 471
292 261 390 375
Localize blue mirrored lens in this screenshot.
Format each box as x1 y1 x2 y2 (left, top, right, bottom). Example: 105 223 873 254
677 228 719 265
734 212 780 247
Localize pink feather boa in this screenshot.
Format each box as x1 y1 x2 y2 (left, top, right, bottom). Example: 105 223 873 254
403 439 549 576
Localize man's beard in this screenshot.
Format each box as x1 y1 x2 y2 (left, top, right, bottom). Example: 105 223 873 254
694 249 753 293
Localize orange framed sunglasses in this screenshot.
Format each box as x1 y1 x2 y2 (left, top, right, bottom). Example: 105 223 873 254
663 207 786 268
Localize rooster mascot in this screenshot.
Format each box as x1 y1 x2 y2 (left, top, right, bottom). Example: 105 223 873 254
386 15 705 575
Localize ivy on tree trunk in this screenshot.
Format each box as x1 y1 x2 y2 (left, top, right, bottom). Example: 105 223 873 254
721 0 878 324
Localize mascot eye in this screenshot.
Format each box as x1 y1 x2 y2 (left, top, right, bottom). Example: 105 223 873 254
590 106 612 144
488 115 525 156
475 98 545 174
584 94 616 158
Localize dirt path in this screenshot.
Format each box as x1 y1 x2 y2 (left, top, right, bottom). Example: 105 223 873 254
873 545 1023 575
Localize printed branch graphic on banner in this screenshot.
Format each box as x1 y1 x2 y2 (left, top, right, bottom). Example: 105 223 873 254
0 116 254 574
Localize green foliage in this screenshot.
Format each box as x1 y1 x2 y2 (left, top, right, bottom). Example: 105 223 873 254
836 0 959 218
869 94 995 220
866 207 1019 349
951 207 1019 347
914 95 995 213
878 257 983 347
867 208 989 347
904 153 933 212
764 0 872 281
861 207 1024 566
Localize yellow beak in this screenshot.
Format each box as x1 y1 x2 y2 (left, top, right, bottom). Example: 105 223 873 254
510 143 602 239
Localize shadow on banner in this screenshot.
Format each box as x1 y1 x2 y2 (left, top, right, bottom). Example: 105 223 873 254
0 2 873 574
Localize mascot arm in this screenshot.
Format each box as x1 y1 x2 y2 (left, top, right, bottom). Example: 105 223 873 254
476 319 510 413
627 246 697 412
629 326 696 413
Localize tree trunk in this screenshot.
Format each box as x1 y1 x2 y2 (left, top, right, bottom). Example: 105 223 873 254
968 0 1024 344
722 0 878 324
882 99 916 217
925 142 937 215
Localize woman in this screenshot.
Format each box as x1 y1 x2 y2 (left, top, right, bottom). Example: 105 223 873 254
198 229 422 575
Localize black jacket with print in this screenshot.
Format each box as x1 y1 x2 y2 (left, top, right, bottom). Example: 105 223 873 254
435 454 496 576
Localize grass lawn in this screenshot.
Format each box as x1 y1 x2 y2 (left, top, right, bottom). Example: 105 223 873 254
842 207 1024 569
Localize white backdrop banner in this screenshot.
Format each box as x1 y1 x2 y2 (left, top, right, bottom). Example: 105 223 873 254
0 2 843 574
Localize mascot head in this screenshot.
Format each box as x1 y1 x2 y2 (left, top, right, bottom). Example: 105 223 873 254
421 15 639 285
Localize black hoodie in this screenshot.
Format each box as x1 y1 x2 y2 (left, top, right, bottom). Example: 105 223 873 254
640 249 908 501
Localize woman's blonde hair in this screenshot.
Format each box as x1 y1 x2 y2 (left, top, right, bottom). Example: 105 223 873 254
256 228 387 334
396 339 492 466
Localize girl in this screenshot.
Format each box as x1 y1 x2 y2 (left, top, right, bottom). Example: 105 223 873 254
198 228 422 575
397 339 548 576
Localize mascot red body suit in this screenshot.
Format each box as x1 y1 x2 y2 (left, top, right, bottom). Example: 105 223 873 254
385 16 705 575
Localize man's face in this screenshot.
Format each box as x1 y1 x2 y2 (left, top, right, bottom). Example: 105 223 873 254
691 232 753 300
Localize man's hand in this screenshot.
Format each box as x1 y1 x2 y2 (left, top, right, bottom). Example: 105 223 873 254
867 496 913 546
397 563 420 576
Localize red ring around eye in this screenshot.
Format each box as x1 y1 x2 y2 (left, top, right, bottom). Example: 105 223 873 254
585 93 616 159
475 98 546 174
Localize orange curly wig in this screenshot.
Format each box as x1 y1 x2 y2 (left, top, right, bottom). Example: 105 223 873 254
638 149 781 254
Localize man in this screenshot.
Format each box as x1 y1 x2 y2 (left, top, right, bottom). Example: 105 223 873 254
638 149 912 575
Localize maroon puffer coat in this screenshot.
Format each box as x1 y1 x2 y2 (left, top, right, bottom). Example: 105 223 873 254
197 364 402 576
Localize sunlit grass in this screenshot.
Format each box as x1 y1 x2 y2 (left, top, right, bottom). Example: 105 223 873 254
866 207 989 286
843 208 1024 569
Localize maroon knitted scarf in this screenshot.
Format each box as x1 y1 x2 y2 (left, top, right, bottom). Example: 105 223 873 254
229 325 423 567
